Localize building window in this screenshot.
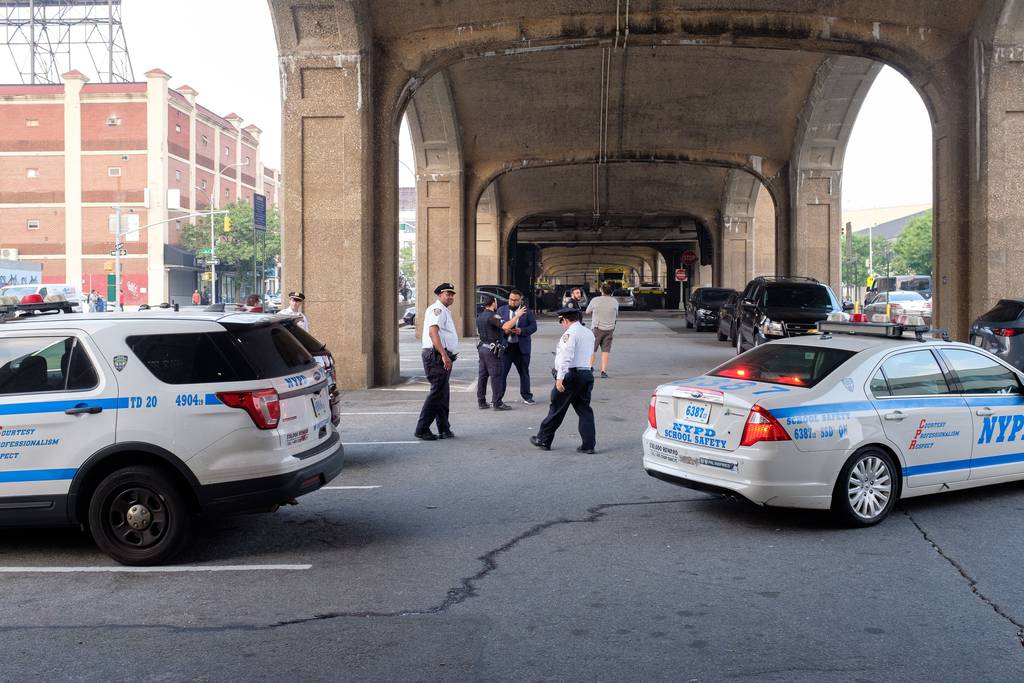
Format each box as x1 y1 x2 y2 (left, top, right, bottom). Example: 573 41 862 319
224 187 230 198
108 167 122 177
26 168 39 178
175 169 181 181
223 146 229 157
106 116 121 127
201 135 208 147
175 220 182 232
25 119 39 127
26 219 40 230
244 156 250 166
200 179 207 190
175 124 182 134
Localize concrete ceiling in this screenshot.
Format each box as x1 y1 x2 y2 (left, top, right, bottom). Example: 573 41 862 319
448 45 824 170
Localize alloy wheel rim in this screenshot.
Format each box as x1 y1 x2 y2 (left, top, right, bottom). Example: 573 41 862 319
847 456 892 520
106 486 168 548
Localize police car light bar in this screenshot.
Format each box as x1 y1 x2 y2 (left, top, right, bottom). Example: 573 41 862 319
818 320 931 340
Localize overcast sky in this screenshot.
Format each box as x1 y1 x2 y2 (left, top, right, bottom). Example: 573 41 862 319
2 4 931 211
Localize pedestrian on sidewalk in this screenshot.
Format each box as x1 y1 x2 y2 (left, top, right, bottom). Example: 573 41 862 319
586 282 619 378
530 307 597 453
415 283 459 440
192 289 201 306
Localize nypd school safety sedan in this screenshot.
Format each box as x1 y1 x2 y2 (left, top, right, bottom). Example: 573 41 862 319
0 311 343 564
643 321 1024 525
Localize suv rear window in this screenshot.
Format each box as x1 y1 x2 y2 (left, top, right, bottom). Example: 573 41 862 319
978 300 1024 323
128 323 314 385
697 289 733 305
710 344 856 388
763 285 835 309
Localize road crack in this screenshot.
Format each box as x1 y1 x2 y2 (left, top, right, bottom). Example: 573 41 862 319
904 509 1024 647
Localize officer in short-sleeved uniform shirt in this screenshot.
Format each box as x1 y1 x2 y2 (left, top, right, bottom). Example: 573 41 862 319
278 291 309 331
530 307 597 453
415 283 459 440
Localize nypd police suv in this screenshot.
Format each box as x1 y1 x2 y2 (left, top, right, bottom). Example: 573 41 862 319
0 310 344 564
643 320 1024 525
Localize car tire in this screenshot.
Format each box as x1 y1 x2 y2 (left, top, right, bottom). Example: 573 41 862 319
717 327 728 342
735 328 744 355
685 317 693 329
831 448 897 527
88 465 193 566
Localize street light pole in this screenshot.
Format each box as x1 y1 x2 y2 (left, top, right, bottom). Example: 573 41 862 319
114 204 121 309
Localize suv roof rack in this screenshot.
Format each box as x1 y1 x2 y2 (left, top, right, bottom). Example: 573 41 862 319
818 320 941 342
752 275 821 284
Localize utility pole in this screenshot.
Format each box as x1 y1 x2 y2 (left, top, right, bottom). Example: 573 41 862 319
113 204 121 309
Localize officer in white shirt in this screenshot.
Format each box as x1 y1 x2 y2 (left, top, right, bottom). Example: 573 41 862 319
415 282 460 440
278 291 309 331
530 307 597 453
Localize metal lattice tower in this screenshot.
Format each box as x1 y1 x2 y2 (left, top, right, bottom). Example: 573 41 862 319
1 0 134 84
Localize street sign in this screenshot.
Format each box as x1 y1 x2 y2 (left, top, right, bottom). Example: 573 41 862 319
675 268 688 282
197 248 212 255
253 193 267 231
207 259 220 266
682 250 698 266
109 249 127 257
115 242 124 250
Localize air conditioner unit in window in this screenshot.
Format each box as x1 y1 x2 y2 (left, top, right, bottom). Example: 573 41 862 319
106 116 121 127
0 248 19 260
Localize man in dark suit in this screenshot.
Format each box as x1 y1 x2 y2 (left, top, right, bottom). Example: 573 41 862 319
497 289 538 405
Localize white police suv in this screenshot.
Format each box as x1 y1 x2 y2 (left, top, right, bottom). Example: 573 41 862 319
644 321 1024 525
0 311 343 564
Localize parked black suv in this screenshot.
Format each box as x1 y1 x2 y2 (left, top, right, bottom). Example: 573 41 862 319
685 287 737 331
734 276 845 353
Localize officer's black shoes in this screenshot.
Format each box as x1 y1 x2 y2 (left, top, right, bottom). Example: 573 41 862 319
529 436 550 450
600 371 609 379
494 403 512 411
415 431 439 441
478 401 492 409
439 430 455 439
522 398 537 405
576 446 596 454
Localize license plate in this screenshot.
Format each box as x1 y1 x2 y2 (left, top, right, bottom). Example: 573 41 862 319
311 392 328 417
682 401 710 424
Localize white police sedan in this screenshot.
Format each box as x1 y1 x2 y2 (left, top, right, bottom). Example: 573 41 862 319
643 321 1024 525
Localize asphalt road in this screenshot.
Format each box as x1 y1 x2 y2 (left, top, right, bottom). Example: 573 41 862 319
3 312 1023 681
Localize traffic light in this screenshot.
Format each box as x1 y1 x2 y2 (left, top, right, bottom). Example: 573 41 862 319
223 216 232 232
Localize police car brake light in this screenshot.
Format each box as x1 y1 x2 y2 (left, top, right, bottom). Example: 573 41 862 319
740 405 790 447
995 328 1023 337
648 393 657 429
216 388 280 429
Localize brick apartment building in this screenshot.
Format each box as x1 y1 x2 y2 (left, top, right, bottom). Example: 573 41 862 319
0 68 281 306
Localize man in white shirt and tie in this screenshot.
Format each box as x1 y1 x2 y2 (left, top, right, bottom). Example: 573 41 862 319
530 307 597 453
415 283 459 440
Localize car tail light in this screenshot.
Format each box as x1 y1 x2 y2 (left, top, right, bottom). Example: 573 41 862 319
995 328 1023 337
216 388 280 429
20 294 43 304
648 393 657 429
740 405 791 447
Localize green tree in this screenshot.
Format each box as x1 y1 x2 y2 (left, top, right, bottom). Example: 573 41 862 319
180 201 281 294
842 231 872 288
892 209 933 276
399 243 415 280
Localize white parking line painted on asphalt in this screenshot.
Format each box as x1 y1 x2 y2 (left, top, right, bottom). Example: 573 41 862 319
339 411 419 415
0 565 312 573
342 440 421 445
322 485 381 490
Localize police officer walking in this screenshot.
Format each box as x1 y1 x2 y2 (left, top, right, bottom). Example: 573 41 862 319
415 283 459 440
530 307 597 453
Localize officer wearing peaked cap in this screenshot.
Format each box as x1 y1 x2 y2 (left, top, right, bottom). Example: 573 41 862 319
415 282 459 441
279 291 308 331
530 307 597 453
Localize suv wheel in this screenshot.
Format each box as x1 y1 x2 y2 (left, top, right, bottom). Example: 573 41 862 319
716 326 728 342
735 328 744 355
685 316 693 329
88 465 193 566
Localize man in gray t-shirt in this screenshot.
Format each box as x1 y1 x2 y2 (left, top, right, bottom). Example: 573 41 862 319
585 282 619 378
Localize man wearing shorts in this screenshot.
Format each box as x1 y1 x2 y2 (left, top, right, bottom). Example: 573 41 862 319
585 282 619 378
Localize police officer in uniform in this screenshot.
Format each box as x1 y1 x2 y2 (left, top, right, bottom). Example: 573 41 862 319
415 283 459 440
530 307 597 453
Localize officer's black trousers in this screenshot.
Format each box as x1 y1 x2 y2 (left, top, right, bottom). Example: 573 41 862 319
498 344 532 402
536 368 595 449
415 349 451 435
477 346 505 404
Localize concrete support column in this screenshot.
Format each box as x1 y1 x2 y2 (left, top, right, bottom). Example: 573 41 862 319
62 70 86 290
475 183 500 284
791 168 842 290
765 168 792 277
752 183 776 276
278 51 378 387
145 69 171 305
